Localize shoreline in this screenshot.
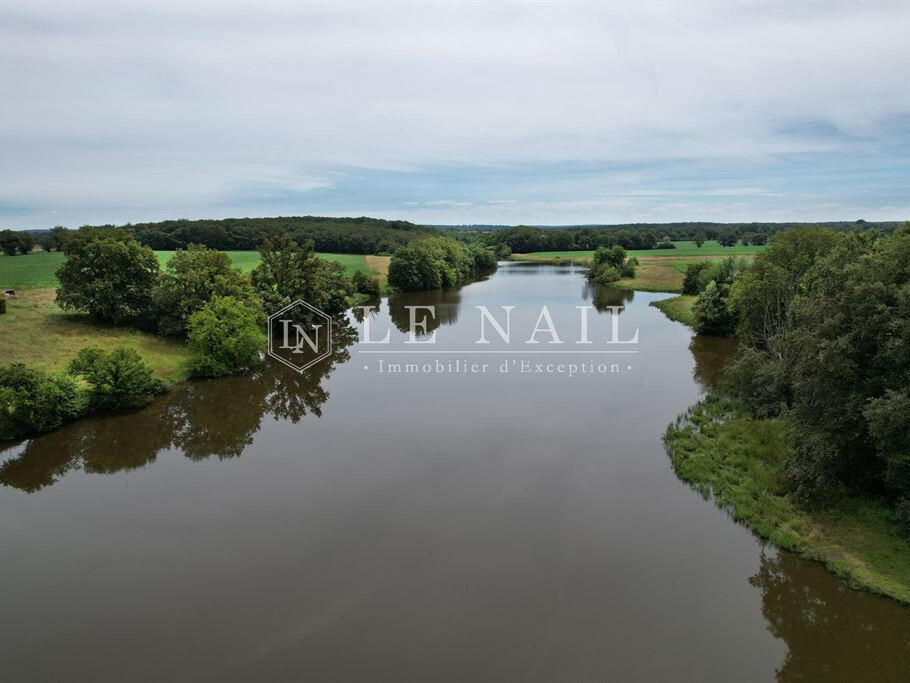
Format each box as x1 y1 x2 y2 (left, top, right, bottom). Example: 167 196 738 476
665 396 910 605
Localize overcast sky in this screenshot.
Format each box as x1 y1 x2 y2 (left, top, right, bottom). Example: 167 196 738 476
2 1 910 229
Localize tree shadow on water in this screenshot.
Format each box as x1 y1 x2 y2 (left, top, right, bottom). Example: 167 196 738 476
0 320 357 492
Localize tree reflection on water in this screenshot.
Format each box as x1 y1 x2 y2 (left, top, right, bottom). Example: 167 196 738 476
0 319 357 492
750 550 910 681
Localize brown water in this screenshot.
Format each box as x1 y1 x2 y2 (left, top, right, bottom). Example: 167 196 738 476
1 263 908 681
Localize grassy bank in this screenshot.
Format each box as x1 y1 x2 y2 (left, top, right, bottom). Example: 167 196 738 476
1 289 192 381
665 395 910 604
0 251 371 289
650 295 696 327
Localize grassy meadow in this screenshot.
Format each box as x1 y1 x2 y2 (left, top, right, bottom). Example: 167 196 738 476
0 250 386 380
0 250 371 290
512 240 764 293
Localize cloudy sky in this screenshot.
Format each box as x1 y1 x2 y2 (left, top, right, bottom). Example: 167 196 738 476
2 1 910 229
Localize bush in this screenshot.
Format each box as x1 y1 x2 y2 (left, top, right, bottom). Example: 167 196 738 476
55 227 160 324
352 270 381 297
468 244 498 273
683 262 710 295
68 346 165 410
494 244 512 260
693 281 737 336
0 363 84 439
187 296 265 378
153 244 258 336
587 245 633 284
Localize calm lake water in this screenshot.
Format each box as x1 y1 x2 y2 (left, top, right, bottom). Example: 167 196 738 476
1 263 908 681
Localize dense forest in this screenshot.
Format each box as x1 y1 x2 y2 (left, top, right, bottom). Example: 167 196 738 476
95 216 438 253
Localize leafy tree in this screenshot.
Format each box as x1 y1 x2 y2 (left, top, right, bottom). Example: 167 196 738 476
55 228 159 324
494 244 512 260
0 363 84 439
468 244 497 272
0 229 20 256
694 231 706 248
251 234 351 315
587 245 634 284
68 346 165 410
351 270 381 297
16 232 34 254
717 232 738 247
683 262 710 295
693 281 736 336
387 237 481 292
152 243 258 336
730 227 841 350
187 296 265 378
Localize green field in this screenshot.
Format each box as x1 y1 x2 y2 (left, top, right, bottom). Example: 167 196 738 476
0 251 369 289
512 240 764 264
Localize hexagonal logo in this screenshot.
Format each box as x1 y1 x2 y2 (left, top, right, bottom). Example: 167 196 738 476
267 300 333 373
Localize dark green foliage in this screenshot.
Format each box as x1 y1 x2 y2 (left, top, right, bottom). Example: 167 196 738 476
251 233 352 315
1 229 24 256
387 237 492 292
187 296 265 378
693 281 737 335
55 227 160 324
718 232 738 247
0 363 84 439
654 238 675 249
153 244 258 336
730 227 840 348
68 346 165 410
494 244 512 260
16 232 34 254
682 262 710 294
468 244 498 273
723 224 910 531
694 231 706 248
351 270 381 297
586 245 634 285
115 215 437 253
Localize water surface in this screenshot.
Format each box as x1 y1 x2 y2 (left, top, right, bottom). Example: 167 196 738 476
1 263 907 681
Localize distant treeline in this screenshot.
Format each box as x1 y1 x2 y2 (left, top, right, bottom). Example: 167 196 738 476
471 221 903 253
63 216 439 253
15 217 904 256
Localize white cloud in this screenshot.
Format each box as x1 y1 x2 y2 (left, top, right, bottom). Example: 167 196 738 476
0 1 909 226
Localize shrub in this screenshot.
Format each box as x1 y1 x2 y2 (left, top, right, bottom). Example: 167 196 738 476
55 227 160 324
187 296 265 378
352 270 381 297
587 245 632 284
468 244 498 272
153 243 258 336
683 262 710 295
494 244 512 260
693 281 737 336
68 346 165 410
0 363 84 439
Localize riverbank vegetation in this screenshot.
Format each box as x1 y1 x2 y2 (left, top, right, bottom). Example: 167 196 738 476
0 226 396 440
665 397 910 604
387 237 497 292
665 223 910 602
585 245 637 285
